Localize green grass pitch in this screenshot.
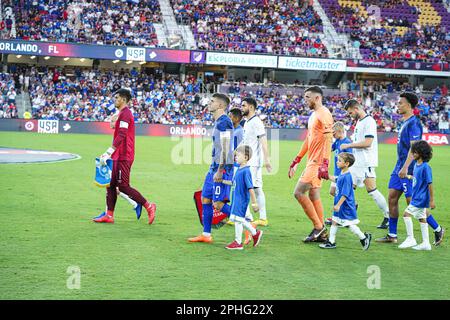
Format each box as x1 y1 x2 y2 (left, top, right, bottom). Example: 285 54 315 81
0 131 449 300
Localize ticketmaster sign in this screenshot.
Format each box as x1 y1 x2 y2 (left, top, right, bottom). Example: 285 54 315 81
206 52 278 68
278 57 347 71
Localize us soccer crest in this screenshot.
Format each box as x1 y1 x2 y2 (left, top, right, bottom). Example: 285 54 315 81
94 158 113 187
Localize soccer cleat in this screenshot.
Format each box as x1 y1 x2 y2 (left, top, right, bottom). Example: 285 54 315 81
412 242 432 251
252 230 263 247
303 226 326 243
134 204 142 220
226 220 235 226
188 234 213 243
319 241 336 249
398 237 417 249
93 213 114 223
93 211 106 220
433 227 445 246
146 203 156 225
253 219 268 227
360 233 372 251
316 231 328 243
377 217 389 229
225 241 243 250
376 234 398 243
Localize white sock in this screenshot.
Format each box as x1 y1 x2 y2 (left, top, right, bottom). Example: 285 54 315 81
242 219 257 236
119 192 138 209
349 225 366 240
234 222 243 244
420 222 430 245
329 225 338 244
403 216 414 238
245 207 254 222
368 189 389 218
255 188 267 220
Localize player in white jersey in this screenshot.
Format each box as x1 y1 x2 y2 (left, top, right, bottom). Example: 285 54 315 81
241 97 272 226
340 99 390 229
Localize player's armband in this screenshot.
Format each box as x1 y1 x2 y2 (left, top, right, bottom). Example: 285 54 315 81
119 121 129 129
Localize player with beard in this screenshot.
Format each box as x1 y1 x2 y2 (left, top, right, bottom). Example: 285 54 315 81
288 86 333 243
340 99 390 229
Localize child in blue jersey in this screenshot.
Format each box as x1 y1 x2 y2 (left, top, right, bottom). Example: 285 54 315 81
320 152 372 250
226 145 263 250
399 140 436 250
326 121 353 225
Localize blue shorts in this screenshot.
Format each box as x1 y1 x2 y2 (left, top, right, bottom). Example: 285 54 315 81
388 172 412 198
201 167 233 203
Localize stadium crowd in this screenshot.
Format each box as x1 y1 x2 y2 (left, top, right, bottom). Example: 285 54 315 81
172 0 327 56
1 0 161 47
1 66 448 134
0 73 19 119
324 0 450 62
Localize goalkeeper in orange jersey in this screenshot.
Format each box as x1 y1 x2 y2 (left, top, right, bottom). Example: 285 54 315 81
288 86 333 243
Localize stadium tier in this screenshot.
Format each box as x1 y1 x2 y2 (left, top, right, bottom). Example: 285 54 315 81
0 0 447 62
1 0 161 47
1 67 448 134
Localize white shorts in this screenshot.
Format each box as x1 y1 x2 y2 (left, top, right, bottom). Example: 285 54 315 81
349 166 376 188
250 166 263 188
405 204 427 219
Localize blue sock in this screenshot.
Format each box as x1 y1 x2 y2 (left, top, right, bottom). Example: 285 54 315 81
221 203 231 216
427 215 440 231
202 203 213 234
388 217 398 237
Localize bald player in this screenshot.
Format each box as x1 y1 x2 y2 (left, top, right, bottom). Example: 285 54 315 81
288 86 334 243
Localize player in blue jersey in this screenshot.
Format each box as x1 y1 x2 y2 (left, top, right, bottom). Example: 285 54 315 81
377 92 445 245
320 152 372 250
188 93 234 243
325 121 353 225
398 141 435 250
225 145 263 250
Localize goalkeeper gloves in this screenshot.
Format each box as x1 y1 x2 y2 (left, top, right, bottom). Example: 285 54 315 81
318 158 330 180
100 147 115 166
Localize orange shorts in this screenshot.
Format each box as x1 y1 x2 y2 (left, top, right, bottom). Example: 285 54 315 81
300 163 322 188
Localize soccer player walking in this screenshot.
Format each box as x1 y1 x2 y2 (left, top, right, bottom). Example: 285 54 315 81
377 92 445 245
340 99 390 229
288 86 333 243
93 89 156 224
188 93 234 243
240 97 272 226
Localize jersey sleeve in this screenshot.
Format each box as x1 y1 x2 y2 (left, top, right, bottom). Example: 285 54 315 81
425 165 433 185
255 119 266 138
112 110 131 148
365 118 377 138
319 109 333 134
244 169 254 190
408 120 422 142
339 175 353 199
332 140 337 151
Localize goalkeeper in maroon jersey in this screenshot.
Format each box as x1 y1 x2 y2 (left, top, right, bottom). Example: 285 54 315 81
93 89 156 224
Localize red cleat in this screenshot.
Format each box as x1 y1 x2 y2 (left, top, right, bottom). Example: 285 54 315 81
93 214 114 224
225 241 243 250
146 203 156 225
252 230 263 247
